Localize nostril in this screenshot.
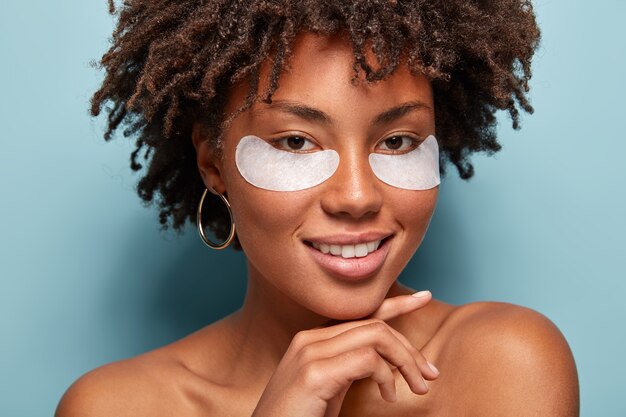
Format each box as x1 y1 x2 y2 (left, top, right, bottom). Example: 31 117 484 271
317 157 384 219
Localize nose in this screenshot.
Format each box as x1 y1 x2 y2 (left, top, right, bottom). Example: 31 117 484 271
320 147 383 219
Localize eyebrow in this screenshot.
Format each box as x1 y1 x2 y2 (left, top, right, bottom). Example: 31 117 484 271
261 100 333 124
373 101 432 126
256 100 431 127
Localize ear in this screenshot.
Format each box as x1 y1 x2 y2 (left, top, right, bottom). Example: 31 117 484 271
191 122 226 194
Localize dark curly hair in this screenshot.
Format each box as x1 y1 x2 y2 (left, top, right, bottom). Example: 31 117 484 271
91 0 540 250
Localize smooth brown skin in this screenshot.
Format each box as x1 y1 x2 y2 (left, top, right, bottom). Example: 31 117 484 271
56 32 579 417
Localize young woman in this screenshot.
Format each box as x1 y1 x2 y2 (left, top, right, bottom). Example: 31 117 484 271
56 1 579 416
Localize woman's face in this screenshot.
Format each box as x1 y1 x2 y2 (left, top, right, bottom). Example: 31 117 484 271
195 32 438 320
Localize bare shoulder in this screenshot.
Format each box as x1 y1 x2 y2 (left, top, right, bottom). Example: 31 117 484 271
54 351 216 417
433 301 580 417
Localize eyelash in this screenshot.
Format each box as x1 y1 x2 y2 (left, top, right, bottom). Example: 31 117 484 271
376 135 421 154
269 134 422 154
270 135 319 153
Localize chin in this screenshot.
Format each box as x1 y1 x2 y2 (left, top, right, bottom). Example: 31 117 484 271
308 275 399 322
314 297 382 322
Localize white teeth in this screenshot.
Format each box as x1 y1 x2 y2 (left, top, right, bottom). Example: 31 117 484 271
354 243 368 257
341 245 355 258
310 239 383 258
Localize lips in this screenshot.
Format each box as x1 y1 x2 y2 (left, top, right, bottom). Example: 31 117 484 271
303 235 393 281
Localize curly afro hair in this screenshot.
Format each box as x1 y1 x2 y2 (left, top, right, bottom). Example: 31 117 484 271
91 0 540 249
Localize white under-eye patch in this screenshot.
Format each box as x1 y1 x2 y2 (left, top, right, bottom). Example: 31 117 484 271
368 135 440 190
235 135 340 191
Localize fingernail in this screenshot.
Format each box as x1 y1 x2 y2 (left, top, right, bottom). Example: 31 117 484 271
427 361 439 375
411 290 431 298
420 377 429 392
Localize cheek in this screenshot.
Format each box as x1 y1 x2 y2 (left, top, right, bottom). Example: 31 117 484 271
227 183 322 290
234 191 310 236
225 162 315 249
393 187 439 247
374 187 437 280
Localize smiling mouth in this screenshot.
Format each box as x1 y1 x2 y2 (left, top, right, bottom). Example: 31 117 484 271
304 236 392 259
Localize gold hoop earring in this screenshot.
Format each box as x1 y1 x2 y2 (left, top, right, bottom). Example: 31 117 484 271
196 187 236 250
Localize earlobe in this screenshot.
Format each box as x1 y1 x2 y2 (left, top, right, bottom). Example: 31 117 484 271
191 123 226 194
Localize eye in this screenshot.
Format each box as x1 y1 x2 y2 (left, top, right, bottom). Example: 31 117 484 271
376 135 420 154
271 135 319 153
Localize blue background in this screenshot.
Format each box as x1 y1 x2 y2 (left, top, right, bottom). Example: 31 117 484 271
1 1 624 416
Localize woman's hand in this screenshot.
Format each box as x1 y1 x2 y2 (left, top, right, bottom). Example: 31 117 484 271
251 291 439 417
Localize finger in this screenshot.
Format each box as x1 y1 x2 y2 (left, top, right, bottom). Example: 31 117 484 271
323 385 351 417
302 347 398 402
363 292 438 380
383 325 440 381
295 319 438 383
299 321 429 395
368 291 432 321
301 316 439 382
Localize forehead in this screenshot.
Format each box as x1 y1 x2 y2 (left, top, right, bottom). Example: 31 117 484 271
225 31 433 123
